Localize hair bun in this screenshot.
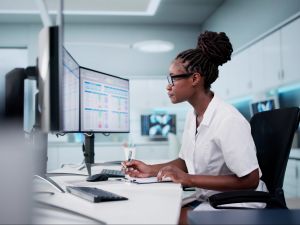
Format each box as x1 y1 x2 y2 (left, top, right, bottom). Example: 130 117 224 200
197 31 233 66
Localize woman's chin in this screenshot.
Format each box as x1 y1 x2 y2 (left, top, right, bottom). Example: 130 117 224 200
169 97 179 104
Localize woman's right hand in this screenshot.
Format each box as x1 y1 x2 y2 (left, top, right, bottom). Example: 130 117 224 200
122 160 154 178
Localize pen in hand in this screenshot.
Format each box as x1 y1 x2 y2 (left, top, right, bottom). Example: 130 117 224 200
121 150 132 171
127 150 133 162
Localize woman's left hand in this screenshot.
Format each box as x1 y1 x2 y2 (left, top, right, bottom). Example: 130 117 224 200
157 165 191 186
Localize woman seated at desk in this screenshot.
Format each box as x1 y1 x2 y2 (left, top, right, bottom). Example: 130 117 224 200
123 31 267 225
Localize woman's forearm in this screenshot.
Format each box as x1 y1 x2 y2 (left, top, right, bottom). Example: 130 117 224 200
186 169 259 191
149 158 188 176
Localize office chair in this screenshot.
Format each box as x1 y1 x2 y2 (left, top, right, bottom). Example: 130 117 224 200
208 107 300 209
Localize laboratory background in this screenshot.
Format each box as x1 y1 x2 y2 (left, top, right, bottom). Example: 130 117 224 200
1 0 300 223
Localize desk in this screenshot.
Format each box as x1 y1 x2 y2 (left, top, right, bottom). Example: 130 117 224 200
188 209 300 225
33 164 182 224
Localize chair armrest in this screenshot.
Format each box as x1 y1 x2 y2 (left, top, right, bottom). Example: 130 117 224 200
208 190 271 209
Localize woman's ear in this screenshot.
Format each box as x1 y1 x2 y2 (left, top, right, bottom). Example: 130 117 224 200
191 73 202 87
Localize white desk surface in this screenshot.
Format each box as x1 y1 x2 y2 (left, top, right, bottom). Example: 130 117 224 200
33 164 182 224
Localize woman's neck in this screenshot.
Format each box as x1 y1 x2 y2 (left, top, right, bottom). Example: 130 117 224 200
189 90 214 118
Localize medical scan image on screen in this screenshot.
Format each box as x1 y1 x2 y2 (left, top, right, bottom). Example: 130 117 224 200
62 48 80 132
141 114 176 138
80 68 129 132
251 98 277 115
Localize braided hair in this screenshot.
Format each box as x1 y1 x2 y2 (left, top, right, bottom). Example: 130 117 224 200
176 31 233 89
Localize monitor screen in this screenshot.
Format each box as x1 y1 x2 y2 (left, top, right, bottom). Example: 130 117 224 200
250 98 277 115
62 48 80 132
80 67 129 133
141 114 176 138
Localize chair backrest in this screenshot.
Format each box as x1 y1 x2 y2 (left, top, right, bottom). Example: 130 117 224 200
250 107 300 195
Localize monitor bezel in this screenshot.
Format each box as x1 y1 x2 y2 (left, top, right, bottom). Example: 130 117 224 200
79 66 130 133
60 47 81 133
38 26 61 132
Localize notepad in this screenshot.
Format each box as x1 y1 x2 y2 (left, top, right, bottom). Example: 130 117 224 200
126 176 172 184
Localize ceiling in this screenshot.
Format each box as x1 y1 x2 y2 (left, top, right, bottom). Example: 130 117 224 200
0 0 224 26
0 0 225 78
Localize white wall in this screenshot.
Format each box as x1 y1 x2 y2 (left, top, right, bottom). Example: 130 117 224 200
64 24 199 78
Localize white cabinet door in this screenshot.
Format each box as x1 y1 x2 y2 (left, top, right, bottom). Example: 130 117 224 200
248 40 265 93
230 50 252 99
213 60 232 99
281 18 300 85
212 59 237 99
262 30 282 89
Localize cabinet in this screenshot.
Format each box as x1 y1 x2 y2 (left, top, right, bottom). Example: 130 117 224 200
213 57 233 99
262 30 282 89
47 141 170 171
248 40 265 93
214 17 300 101
281 17 300 85
232 50 252 98
214 50 252 99
283 149 300 198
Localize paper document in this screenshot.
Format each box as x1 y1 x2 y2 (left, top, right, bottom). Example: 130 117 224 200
126 176 172 184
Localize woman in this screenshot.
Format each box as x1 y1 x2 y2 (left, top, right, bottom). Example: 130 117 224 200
123 31 267 224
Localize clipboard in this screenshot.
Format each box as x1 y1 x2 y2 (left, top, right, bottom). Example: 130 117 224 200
126 176 172 184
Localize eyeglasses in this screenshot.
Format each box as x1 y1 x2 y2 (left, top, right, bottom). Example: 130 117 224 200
167 73 194 86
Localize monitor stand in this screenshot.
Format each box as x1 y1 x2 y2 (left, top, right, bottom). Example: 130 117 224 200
31 125 65 193
31 89 64 193
82 133 95 176
78 133 115 174
77 133 123 175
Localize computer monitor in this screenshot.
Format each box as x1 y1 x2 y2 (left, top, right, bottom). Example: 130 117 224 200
62 48 80 132
141 114 176 139
250 97 279 116
37 25 61 132
80 67 130 133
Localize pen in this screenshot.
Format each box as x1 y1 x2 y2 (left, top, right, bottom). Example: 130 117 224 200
127 150 133 162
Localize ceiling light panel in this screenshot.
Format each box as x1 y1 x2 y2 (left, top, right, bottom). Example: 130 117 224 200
0 0 161 16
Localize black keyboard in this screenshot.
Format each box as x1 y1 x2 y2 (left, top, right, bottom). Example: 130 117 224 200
66 186 128 203
101 169 125 178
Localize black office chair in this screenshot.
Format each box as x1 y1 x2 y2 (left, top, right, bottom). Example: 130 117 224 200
208 107 300 209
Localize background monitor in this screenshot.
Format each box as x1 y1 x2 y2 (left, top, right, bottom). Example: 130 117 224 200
62 48 80 132
250 97 279 116
141 114 176 138
80 67 130 133
5 68 26 122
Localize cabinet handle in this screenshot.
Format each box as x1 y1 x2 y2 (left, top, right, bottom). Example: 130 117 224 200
296 166 298 179
248 81 252 89
226 89 230 96
281 69 285 80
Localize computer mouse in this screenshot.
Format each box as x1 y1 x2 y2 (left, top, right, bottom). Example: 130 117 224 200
86 174 109 182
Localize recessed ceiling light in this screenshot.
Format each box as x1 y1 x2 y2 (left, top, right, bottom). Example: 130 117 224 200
132 40 174 53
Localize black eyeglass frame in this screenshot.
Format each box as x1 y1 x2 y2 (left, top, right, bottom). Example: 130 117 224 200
167 73 194 86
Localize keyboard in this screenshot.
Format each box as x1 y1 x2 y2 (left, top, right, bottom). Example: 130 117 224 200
101 169 125 178
66 186 128 203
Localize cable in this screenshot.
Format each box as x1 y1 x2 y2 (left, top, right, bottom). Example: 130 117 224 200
34 200 106 224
